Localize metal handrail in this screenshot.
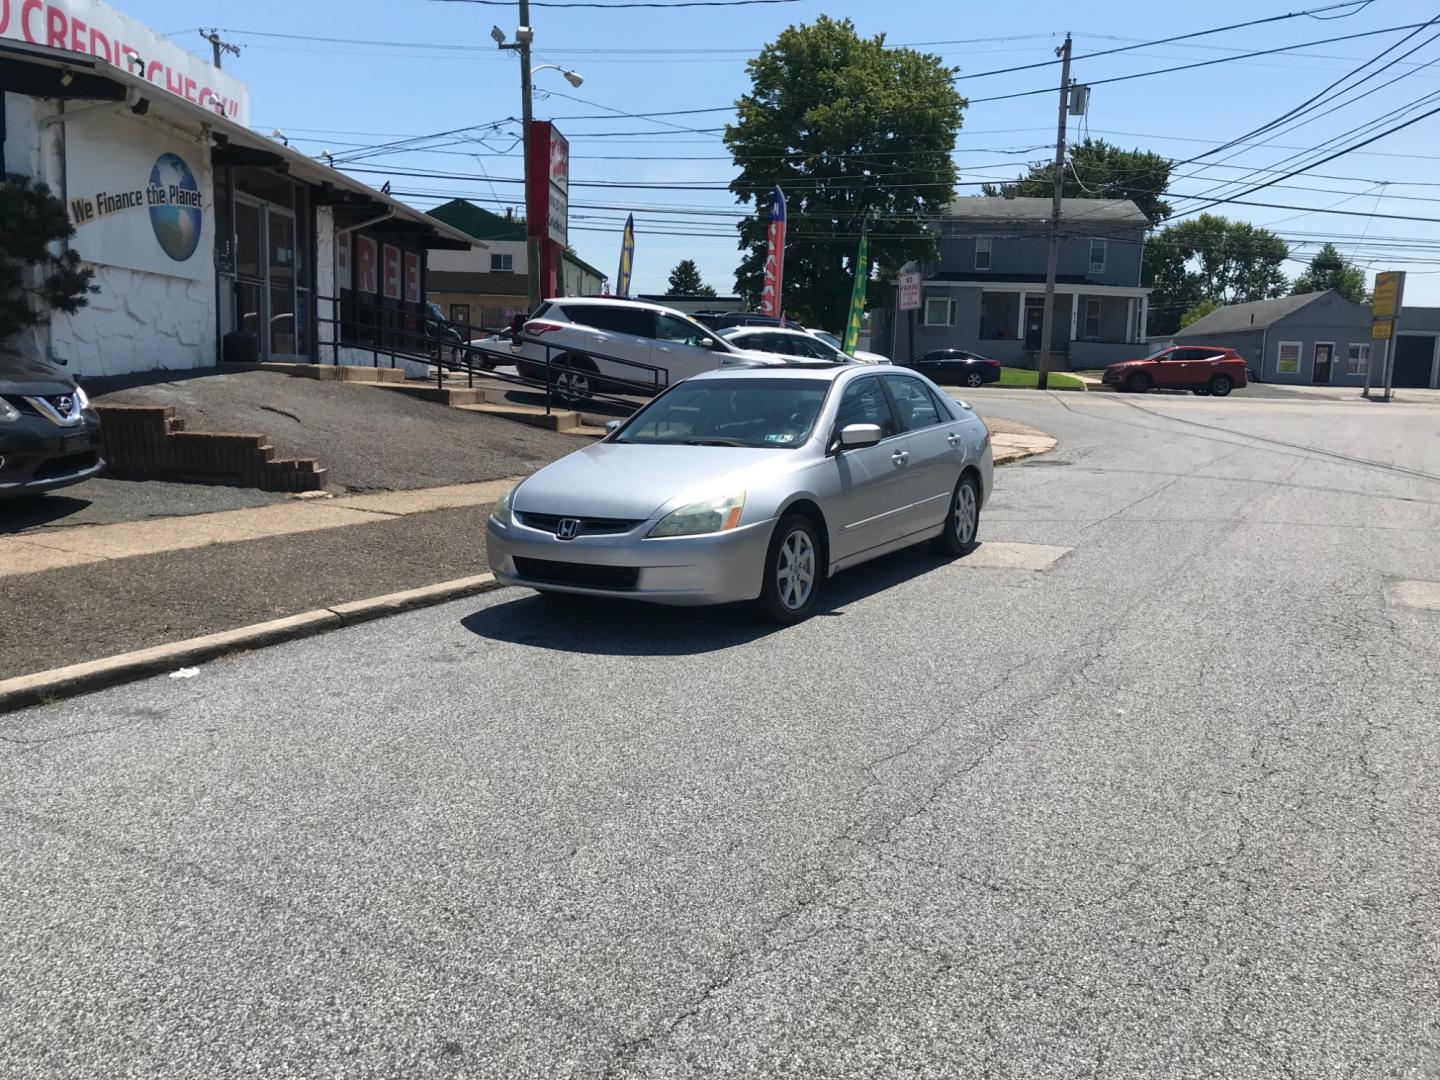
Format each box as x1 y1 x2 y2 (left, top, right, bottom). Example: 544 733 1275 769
312 295 670 415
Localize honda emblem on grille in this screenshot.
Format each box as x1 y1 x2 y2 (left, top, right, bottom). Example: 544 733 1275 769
555 518 581 540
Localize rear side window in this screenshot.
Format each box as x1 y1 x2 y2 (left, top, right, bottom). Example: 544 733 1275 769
834 377 898 438
927 386 958 421
884 375 943 431
568 305 654 337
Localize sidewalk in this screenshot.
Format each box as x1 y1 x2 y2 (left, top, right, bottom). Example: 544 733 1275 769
1 421 1052 685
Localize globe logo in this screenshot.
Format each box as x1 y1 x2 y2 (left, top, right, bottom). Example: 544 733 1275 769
148 153 203 262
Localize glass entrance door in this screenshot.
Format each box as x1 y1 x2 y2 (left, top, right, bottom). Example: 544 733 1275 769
267 207 298 357
232 195 303 360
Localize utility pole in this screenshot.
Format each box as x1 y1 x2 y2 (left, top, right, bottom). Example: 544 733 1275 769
1036 33 1072 392
200 29 240 69
498 2 541 313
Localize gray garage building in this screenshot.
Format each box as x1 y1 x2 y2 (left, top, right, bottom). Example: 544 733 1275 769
1170 290 1440 388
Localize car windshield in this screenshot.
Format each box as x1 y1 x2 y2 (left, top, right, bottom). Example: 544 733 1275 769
613 378 830 449
811 330 843 350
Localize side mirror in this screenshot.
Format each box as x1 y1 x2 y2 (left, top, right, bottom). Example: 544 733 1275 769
605 419 623 434
838 423 883 451
699 337 717 348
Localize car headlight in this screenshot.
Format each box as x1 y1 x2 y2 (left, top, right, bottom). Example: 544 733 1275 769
74 386 90 410
0 398 19 423
648 492 746 538
491 482 520 527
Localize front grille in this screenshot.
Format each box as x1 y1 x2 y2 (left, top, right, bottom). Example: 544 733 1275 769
519 513 642 537
512 557 639 590
33 452 99 480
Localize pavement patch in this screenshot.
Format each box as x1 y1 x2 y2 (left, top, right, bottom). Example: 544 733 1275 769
959 542 1072 571
1388 579 1440 611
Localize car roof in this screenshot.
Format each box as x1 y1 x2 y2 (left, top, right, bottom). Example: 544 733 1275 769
546 296 705 318
724 327 820 338
691 362 923 384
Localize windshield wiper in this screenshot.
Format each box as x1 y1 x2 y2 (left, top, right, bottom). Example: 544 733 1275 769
684 438 752 447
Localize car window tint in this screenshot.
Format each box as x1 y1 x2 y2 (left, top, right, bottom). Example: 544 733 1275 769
793 336 835 360
834 378 897 437
617 379 828 448
655 314 707 347
884 375 943 431
927 386 958 421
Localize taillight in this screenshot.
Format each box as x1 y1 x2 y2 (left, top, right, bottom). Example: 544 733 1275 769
524 321 565 336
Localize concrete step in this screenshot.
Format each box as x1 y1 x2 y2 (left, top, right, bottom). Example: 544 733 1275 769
454 402 587 433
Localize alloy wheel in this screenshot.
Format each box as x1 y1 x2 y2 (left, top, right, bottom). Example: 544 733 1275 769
555 370 591 403
954 482 979 546
967 373 983 387
775 528 816 611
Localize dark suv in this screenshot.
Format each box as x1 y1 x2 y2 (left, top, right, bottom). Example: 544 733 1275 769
1 355 105 497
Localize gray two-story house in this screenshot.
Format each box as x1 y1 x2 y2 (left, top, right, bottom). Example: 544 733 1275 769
882 196 1152 368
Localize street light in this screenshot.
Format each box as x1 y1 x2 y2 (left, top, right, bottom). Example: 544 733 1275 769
495 3 585 311
532 62 583 88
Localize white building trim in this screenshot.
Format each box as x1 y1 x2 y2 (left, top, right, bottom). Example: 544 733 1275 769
921 280 1152 298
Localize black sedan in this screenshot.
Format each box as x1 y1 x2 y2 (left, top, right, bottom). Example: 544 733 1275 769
905 349 1002 388
1 355 104 498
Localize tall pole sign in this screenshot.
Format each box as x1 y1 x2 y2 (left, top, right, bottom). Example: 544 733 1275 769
1365 270 1405 401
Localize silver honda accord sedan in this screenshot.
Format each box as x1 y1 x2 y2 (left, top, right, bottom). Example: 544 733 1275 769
486 362 994 623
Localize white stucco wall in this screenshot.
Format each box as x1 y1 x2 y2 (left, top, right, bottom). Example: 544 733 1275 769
51 266 215 376
5 93 217 378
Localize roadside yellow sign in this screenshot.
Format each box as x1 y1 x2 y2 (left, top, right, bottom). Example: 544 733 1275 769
1372 317 1393 340
1373 272 1402 319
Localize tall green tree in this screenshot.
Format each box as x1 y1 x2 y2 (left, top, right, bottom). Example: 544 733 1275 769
665 259 715 297
1291 242 1368 303
984 138 1174 226
1145 214 1290 335
1 174 95 352
725 16 965 329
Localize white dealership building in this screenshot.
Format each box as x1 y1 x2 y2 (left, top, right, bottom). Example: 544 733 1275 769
2 0 476 377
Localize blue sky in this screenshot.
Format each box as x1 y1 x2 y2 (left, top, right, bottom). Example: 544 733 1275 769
125 0 1440 305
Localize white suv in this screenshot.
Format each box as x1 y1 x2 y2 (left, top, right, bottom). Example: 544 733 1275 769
512 298 788 404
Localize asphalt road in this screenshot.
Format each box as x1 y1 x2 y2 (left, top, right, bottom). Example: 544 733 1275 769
4 389 1440 1079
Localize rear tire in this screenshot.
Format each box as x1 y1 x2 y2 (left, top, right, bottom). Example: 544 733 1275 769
1125 372 1153 393
551 354 597 406
1209 374 1233 397
756 514 822 625
933 473 981 557
965 372 984 388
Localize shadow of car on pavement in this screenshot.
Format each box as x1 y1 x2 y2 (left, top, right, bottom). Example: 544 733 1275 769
0 493 94 533
460 546 952 657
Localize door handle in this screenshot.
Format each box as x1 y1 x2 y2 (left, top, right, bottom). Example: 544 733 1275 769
891 450 910 465
947 432 961 447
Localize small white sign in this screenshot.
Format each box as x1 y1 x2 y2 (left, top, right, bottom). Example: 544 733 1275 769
899 272 922 311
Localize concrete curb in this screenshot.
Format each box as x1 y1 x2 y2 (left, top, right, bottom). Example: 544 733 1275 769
0 574 502 715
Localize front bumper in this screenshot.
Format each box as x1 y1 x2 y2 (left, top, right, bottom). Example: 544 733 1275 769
486 514 775 606
0 414 105 496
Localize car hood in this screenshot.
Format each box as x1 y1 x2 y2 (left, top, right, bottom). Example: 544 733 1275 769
1106 359 1147 370
515 440 796 520
0 355 78 396
717 349 793 367
852 349 890 365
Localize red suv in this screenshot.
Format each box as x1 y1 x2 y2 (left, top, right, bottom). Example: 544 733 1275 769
1102 346 1249 396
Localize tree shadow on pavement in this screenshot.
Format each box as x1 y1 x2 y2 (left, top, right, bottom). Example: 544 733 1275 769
460 547 949 657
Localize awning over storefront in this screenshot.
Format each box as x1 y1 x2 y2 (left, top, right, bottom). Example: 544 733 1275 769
0 38 477 251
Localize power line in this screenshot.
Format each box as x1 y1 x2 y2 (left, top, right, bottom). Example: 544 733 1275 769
959 0 1377 79
967 22 1432 104
424 0 803 6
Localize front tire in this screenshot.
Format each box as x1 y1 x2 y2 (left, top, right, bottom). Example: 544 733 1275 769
756 514 822 625
1126 372 1153 393
933 473 981 557
1209 374 1233 397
